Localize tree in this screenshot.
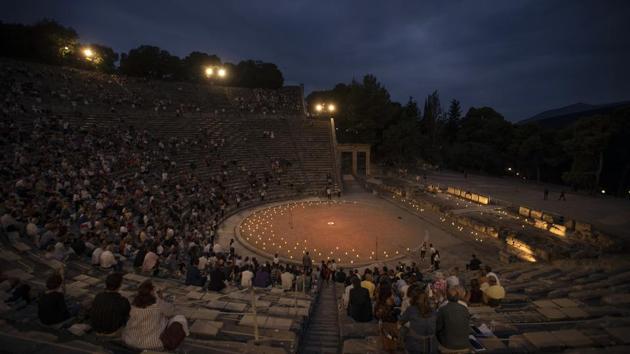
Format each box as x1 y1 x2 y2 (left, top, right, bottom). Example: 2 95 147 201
0 19 78 65
443 99 462 143
562 115 614 191
447 107 513 173
230 60 284 88
119 45 184 80
381 97 423 165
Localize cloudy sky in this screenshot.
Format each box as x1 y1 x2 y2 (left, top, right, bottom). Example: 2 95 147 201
2 0 629 121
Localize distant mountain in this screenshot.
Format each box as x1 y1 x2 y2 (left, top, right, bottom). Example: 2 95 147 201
519 100 630 127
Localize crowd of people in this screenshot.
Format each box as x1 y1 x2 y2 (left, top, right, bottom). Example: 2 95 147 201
1 59 304 119
334 253 504 354
228 87 303 115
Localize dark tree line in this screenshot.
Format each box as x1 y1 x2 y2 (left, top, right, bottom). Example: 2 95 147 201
0 19 284 88
307 75 630 196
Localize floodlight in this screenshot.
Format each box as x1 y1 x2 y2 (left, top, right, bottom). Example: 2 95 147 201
217 68 226 77
328 104 335 112
83 48 93 58
205 67 214 77
315 104 323 112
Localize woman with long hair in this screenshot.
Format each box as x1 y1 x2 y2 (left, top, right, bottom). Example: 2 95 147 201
399 285 437 354
374 283 399 353
122 280 188 350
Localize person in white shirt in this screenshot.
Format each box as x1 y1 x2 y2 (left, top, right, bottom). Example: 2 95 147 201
281 269 295 290
198 255 208 271
212 243 224 255
273 253 280 266
92 245 104 266
241 266 254 288
100 246 118 269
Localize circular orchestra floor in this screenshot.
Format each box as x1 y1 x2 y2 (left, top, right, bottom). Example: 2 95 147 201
238 200 430 266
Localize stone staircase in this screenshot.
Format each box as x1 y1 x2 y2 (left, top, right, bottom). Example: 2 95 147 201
300 283 341 354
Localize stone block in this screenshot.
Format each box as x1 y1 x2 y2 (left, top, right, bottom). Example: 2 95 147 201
268 306 309 317
552 329 594 348
3 269 33 281
533 300 558 308
278 298 310 307
536 307 568 320
223 302 247 312
178 307 219 320
0 250 20 261
66 286 89 298
189 320 223 337
519 207 531 217
602 294 630 305
81 276 101 286
186 291 205 300
12 242 31 252
606 327 630 344
123 273 148 283
551 297 579 308
558 307 589 319
530 210 543 219
523 331 562 350
575 222 591 232
342 337 381 354
479 337 507 351
542 213 555 224
255 300 272 308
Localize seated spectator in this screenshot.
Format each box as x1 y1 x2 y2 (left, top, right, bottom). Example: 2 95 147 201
465 279 483 305
400 285 437 354
361 273 376 299
90 273 130 334
142 246 159 274
123 280 188 350
436 286 470 352
374 285 399 353
271 264 281 285
281 267 295 290
241 265 254 288
91 244 104 266
467 254 482 271
71 235 87 256
253 264 271 288
185 258 205 287
347 277 372 322
335 268 347 283
208 262 227 291
133 246 147 269
482 275 505 307
38 273 71 325
4 278 31 306
99 245 118 270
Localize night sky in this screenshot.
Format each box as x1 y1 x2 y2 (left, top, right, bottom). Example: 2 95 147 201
2 0 629 121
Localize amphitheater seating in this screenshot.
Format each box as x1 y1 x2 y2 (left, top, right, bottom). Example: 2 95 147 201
1 58 337 198
0 242 319 354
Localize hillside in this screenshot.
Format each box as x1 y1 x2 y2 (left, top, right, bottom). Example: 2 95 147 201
519 100 630 127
